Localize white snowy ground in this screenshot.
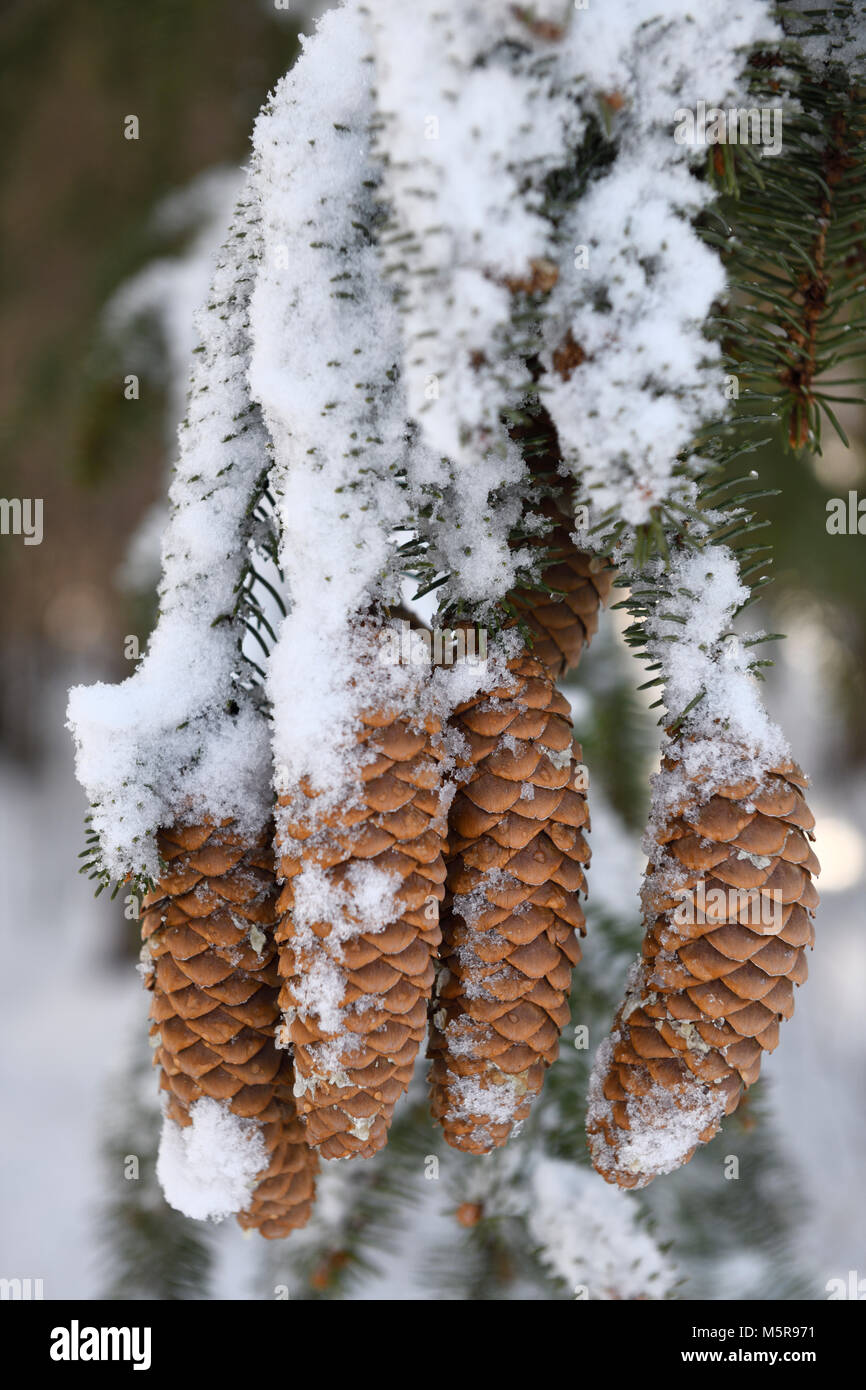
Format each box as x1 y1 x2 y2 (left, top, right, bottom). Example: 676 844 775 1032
1 636 863 1300
0 671 140 1299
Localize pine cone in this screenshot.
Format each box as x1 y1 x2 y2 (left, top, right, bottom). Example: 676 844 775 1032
142 821 317 1238
428 649 590 1152
587 757 820 1189
509 542 612 679
276 709 447 1160
508 403 612 678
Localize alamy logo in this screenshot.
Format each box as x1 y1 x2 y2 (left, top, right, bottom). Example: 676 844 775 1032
50 1320 152 1371
378 620 487 667
674 101 783 156
0 1276 43 1299
826 491 866 535
0 498 43 545
673 883 782 930
825 1270 866 1300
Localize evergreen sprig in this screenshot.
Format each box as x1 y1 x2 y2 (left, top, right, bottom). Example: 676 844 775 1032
704 32 866 451
78 810 156 902
570 14 866 731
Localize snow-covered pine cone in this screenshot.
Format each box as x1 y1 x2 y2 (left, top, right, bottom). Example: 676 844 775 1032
587 756 820 1189
428 649 590 1152
142 822 318 1238
275 710 447 1160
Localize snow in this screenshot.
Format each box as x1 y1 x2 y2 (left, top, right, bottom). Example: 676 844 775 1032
157 1098 268 1223
283 861 401 1038
451 867 514 933
789 0 866 74
528 1156 678 1298
67 181 276 881
542 1 780 527
358 0 783 603
249 1 532 1058
587 1031 725 1189
250 5 437 819
643 545 792 839
366 1 581 465
364 2 577 610
450 1073 523 1132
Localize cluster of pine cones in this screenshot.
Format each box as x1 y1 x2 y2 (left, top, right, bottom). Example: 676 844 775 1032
141 475 818 1236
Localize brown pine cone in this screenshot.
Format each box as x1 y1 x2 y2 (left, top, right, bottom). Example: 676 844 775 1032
142 821 317 1238
509 543 612 679
588 756 820 1189
428 649 590 1152
508 403 612 678
275 708 447 1161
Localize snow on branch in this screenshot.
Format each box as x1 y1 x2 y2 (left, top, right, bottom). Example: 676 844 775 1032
541 0 780 529
65 0 793 896
364 0 784 599
528 1155 677 1298
367 0 577 464
248 1 429 809
67 0 796 887
67 185 275 880
249 2 514 809
788 0 866 74
365 2 587 610
643 544 790 823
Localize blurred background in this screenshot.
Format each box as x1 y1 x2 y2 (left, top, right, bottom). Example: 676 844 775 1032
1 0 863 1300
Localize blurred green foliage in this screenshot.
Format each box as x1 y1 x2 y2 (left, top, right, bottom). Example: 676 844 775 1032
0 0 302 533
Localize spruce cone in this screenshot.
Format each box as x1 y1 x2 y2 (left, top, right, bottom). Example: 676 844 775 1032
429 649 590 1152
508 403 612 678
509 543 612 679
275 709 447 1160
587 757 820 1189
142 821 318 1238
